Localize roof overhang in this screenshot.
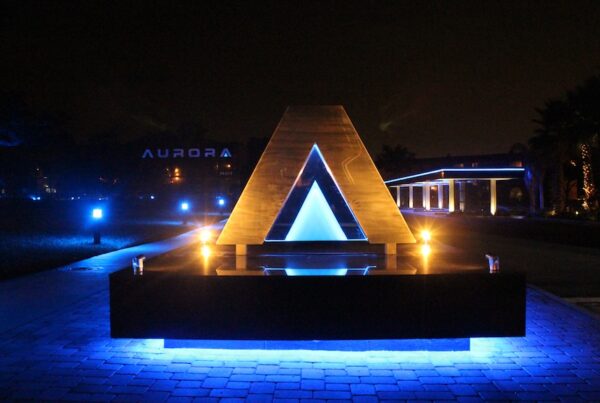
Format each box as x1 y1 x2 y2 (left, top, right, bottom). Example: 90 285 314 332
385 168 525 186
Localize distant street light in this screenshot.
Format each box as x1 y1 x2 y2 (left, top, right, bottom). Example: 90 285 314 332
216 197 226 216
180 201 190 224
91 208 103 244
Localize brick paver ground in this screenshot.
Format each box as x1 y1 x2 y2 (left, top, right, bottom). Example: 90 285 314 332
1 286 599 402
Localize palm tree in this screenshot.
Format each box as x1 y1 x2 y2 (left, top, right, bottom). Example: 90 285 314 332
532 75 600 214
532 99 573 213
566 76 600 211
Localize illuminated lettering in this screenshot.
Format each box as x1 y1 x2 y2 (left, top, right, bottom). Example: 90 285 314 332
140 148 232 159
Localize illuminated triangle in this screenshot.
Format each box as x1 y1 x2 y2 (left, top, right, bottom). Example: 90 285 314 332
285 181 348 241
266 144 366 241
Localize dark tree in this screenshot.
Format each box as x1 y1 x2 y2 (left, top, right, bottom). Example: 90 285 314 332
375 144 415 178
531 74 600 215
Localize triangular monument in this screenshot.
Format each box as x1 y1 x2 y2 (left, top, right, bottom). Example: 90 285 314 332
217 105 415 254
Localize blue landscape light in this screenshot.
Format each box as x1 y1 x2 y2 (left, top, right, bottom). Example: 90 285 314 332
180 202 190 211
92 208 103 219
217 197 226 207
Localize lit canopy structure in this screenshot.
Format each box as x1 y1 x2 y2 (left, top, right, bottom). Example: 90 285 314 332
385 167 525 215
217 106 415 254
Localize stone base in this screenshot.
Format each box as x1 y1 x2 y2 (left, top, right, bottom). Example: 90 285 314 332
110 272 526 340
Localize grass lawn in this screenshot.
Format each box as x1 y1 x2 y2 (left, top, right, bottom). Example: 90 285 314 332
0 199 220 279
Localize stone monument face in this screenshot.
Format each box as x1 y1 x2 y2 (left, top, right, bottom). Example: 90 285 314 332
217 105 415 249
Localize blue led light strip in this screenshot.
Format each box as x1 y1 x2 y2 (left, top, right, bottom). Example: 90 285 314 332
384 167 525 184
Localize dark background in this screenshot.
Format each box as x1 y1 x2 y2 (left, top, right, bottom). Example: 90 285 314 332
3 1 600 157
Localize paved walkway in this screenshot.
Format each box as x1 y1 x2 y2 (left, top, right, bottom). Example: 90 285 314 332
1 288 600 401
0 222 223 334
1 224 600 401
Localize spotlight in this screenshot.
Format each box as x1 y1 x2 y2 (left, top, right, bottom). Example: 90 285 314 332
200 229 212 244
217 197 226 207
92 208 103 220
421 230 431 243
180 202 190 211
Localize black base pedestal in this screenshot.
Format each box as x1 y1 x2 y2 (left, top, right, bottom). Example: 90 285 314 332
110 271 526 341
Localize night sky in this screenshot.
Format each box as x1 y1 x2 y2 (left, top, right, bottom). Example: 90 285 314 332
2 1 600 157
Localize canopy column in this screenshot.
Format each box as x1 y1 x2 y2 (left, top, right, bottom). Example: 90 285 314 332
423 184 431 211
490 179 497 215
459 181 466 212
448 179 455 212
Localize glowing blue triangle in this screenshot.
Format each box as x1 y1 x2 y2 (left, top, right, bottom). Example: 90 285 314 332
285 181 348 241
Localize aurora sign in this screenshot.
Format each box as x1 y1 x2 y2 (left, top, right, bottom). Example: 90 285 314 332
141 148 232 159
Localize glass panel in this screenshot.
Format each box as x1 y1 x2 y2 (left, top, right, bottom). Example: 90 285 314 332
262 267 372 276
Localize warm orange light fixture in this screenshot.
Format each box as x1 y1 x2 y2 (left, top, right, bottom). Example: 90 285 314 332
421 230 431 243
200 229 212 244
